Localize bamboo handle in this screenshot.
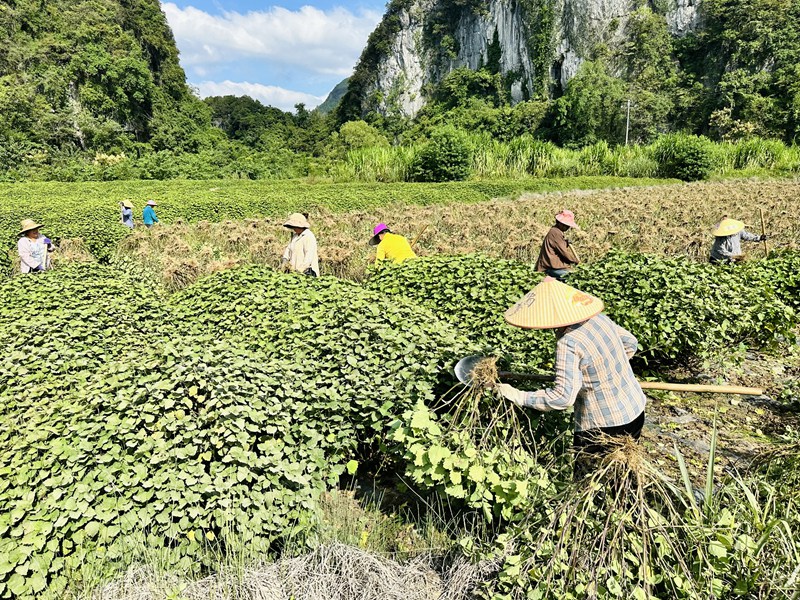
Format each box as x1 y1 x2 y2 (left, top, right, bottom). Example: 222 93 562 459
637 382 763 395
410 224 429 249
499 372 763 395
759 208 769 258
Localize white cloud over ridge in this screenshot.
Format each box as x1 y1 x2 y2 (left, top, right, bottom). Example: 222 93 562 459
162 2 382 77
195 80 326 111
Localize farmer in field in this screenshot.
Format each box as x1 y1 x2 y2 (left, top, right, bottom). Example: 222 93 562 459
17 219 54 273
120 200 134 229
536 210 580 280
496 277 646 465
143 200 159 228
281 213 319 277
369 223 417 264
709 218 766 264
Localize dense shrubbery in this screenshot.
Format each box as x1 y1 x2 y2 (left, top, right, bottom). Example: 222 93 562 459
365 254 552 372
652 133 715 181
2 248 799 597
570 251 796 362
411 126 473 182
0 264 469 599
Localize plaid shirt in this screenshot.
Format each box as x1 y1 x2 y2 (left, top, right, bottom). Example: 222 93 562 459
521 314 646 431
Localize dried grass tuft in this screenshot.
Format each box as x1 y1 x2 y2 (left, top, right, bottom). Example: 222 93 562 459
90 543 493 600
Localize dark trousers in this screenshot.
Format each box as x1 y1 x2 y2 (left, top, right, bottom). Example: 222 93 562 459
545 267 571 281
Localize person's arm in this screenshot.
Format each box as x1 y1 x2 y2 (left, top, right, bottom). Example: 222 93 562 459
740 230 761 243
375 242 387 262
153 211 159 224
615 324 639 359
497 339 582 412
17 239 40 271
551 232 578 265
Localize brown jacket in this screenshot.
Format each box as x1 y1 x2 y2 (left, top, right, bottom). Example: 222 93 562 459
536 227 578 272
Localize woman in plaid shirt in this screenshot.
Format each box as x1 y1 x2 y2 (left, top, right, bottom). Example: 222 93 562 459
497 277 647 459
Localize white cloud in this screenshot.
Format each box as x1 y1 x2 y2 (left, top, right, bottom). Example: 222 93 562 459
161 3 382 77
195 80 326 111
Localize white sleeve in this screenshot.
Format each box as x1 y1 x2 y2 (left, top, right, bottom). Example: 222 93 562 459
17 239 38 270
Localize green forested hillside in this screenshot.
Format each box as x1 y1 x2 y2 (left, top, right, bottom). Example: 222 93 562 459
0 0 211 164
0 0 798 183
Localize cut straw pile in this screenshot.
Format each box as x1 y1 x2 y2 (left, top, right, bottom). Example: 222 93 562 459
91 543 496 600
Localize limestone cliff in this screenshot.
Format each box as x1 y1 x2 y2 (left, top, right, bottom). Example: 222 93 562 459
343 0 700 118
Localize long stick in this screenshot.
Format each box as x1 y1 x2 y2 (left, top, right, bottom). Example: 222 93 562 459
498 371 762 395
759 208 769 258
410 224 429 249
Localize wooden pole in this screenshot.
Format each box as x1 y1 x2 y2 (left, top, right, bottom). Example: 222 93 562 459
498 371 763 395
759 208 769 258
410 224 429 249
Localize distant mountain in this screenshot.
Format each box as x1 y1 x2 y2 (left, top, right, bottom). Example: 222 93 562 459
338 0 800 141
0 0 211 162
316 78 350 115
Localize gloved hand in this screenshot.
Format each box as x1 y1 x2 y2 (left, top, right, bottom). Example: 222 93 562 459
496 383 528 407
43 237 52 245
34 265 45 272
760 234 768 241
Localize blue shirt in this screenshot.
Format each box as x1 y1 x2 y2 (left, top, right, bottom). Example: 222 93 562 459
143 205 159 226
121 207 133 228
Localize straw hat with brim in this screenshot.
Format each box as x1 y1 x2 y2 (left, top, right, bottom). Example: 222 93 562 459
504 277 604 329
284 213 311 229
713 218 745 237
18 219 43 236
369 223 390 246
146 200 157 206
121 200 133 209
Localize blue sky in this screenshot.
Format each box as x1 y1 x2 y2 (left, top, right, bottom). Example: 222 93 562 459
161 1 386 110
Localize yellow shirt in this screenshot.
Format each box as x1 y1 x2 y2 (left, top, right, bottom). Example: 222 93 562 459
376 233 417 264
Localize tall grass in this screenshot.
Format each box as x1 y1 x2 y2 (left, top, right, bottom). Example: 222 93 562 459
333 135 800 183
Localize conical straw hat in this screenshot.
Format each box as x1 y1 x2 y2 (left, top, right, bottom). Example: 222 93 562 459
505 277 604 329
712 218 745 237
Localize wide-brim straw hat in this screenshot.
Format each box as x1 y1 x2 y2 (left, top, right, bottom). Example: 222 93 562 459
369 223 390 246
121 200 133 209
18 219 43 235
146 200 158 206
505 277 604 329
284 213 311 229
712 218 745 237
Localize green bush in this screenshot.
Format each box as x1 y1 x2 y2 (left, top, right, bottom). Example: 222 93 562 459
364 254 552 373
170 267 470 444
0 264 469 599
570 251 796 362
742 249 800 312
652 133 715 181
411 126 473 182
733 137 787 170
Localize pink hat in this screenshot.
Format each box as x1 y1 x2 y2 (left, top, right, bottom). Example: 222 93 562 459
369 223 390 246
555 210 579 229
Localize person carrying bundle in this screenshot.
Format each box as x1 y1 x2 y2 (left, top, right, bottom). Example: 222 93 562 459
709 218 765 264
495 277 646 464
535 210 580 281
369 223 417 264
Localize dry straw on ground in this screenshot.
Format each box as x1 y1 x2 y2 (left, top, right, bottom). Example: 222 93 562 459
90 543 496 600
116 179 800 289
